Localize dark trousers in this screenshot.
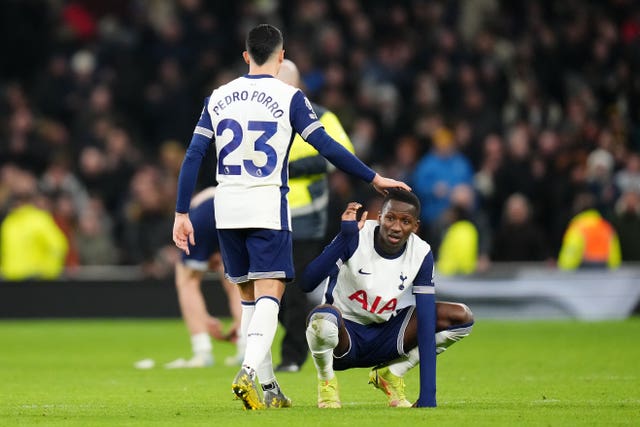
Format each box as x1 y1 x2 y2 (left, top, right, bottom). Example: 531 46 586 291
278 238 325 366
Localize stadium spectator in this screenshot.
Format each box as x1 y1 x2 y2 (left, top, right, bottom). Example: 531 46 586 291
274 59 355 373
557 192 621 270
585 148 618 217
473 133 505 229
121 165 176 278
436 204 479 276
300 192 473 408
435 183 492 271
491 193 550 262
611 190 640 261
171 24 409 410
0 0 638 274
0 169 68 280
411 126 474 242
75 196 119 265
614 152 640 195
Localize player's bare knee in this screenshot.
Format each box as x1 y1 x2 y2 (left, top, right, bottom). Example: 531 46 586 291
443 302 473 326
457 303 474 325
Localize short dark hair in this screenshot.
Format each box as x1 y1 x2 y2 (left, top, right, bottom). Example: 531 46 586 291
246 24 283 66
382 188 421 219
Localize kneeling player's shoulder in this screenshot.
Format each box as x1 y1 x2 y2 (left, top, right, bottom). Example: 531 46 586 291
409 234 431 257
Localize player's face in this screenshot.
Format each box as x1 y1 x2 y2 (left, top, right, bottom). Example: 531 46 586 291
377 200 419 254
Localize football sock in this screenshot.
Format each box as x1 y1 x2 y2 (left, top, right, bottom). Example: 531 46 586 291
435 321 474 354
238 300 255 357
191 332 212 356
306 313 339 380
242 297 279 371
257 349 276 385
387 346 419 377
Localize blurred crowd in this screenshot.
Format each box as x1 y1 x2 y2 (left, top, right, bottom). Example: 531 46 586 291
1 0 640 279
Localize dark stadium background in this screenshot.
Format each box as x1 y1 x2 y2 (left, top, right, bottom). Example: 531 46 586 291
0 0 639 318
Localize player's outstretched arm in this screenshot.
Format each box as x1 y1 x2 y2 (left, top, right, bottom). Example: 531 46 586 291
371 173 411 195
173 213 195 255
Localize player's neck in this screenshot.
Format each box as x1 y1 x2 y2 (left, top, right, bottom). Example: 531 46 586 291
248 61 279 77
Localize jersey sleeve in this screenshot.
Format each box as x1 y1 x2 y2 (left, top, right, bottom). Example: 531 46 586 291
175 97 214 213
413 251 437 407
290 90 324 139
290 91 375 183
299 220 360 292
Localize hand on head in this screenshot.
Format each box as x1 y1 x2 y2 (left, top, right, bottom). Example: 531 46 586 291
371 174 412 195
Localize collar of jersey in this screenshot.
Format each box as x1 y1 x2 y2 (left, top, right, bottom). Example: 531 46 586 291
244 74 275 79
373 226 406 260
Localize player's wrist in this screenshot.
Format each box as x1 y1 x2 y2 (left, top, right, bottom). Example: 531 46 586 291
340 220 359 235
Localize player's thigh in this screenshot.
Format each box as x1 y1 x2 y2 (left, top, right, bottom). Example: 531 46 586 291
246 229 294 281
335 307 413 370
217 229 250 283
175 262 206 291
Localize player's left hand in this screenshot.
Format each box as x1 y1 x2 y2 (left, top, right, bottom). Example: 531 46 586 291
371 174 412 195
173 212 195 255
341 202 368 230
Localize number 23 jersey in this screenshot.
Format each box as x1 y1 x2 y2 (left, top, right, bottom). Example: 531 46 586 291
195 74 322 230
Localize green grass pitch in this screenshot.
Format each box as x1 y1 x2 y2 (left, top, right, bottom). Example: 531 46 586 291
1 318 639 426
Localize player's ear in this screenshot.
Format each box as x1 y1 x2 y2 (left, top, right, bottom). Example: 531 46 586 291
278 49 285 63
242 51 250 64
412 219 420 234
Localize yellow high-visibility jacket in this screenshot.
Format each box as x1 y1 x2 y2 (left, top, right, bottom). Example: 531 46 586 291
1 204 69 280
437 220 478 276
558 209 621 270
288 103 353 238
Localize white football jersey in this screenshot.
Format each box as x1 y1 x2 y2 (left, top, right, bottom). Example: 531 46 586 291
197 75 322 230
327 220 433 324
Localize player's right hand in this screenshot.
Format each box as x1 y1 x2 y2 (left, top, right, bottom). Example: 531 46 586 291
173 213 195 255
371 174 411 195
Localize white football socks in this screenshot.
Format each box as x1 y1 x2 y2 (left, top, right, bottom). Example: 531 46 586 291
306 313 339 380
242 297 279 372
435 323 474 354
385 323 475 376
258 349 276 385
387 347 419 377
191 332 212 356
239 301 255 357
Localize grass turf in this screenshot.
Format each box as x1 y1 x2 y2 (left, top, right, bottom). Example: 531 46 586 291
0 318 638 426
